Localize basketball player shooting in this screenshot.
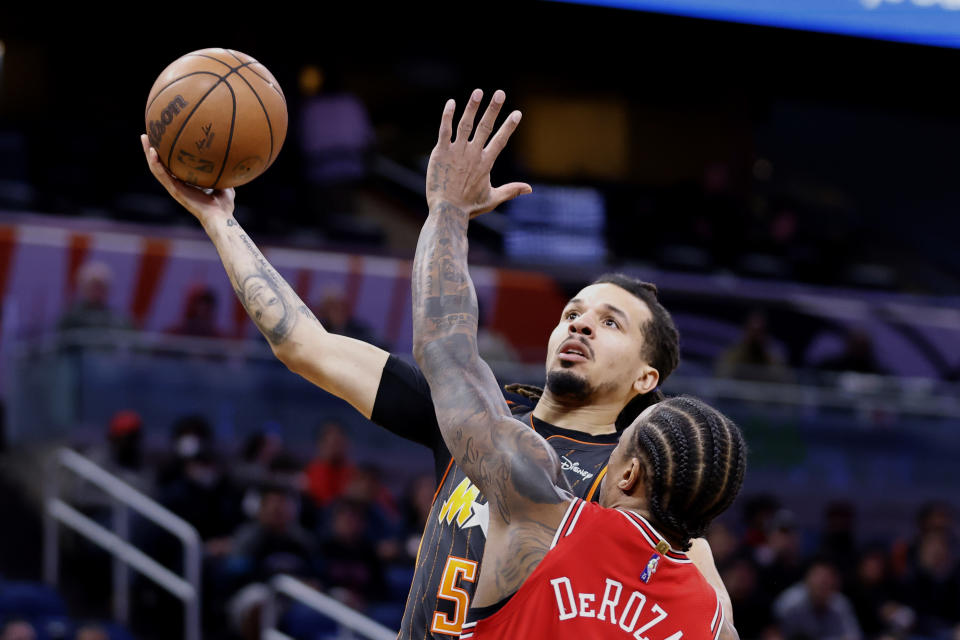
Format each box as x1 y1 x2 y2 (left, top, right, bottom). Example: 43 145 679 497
140 86 735 638
411 92 747 639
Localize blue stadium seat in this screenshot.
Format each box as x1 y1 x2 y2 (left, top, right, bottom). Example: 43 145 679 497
29 614 73 640
0 582 68 618
279 601 338 640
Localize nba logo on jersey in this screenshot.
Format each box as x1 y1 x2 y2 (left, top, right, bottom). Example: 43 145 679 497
639 553 660 584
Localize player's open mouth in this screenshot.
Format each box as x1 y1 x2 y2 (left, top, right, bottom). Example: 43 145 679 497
558 340 591 363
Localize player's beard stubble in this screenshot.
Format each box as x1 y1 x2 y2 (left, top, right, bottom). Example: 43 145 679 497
546 369 597 404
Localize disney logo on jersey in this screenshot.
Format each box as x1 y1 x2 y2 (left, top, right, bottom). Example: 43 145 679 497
560 456 595 480
438 477 489 536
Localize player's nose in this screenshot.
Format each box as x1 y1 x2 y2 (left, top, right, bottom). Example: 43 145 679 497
569 312 595 337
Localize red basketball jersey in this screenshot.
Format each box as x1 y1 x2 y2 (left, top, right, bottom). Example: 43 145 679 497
460 499 724 640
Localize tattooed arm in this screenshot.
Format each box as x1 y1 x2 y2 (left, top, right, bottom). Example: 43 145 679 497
141 135 388 417
411 90 567 603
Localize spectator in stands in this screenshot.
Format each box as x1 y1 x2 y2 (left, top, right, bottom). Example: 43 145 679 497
902 529 960 636
742 494 781 550
304 420 356 508
312 288 380 347
82 410 153 498
233 426 285 496
756 509 805 598
847 543 915 639
225 484 319 640
230 484 318 584
166 284 222 338
399 473 435 564
716 310 790 381
722 555 777 640
158 448 244 552
57 261 132 333
74 625 109 640
773 557 862 640
318 499 385 610
156 414 215 488
818 501 859 583
332 464 402 562
0 620 35 640
816 328 884 375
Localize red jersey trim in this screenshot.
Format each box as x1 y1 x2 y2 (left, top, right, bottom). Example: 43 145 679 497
617 510 692 563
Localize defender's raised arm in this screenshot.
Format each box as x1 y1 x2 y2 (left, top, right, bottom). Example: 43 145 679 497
411 89 564 523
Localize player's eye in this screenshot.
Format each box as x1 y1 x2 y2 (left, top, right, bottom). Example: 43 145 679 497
604 318 619 329
565 311 580 321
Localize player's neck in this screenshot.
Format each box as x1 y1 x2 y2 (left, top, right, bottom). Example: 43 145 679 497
532 392 621 435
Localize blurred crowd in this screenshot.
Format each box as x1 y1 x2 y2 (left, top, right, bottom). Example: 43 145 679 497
68 412 433 640
708 497 960 640
58 403 960 640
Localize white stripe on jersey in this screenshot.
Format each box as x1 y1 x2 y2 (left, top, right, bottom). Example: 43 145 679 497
551 499 580 549
564 500 587 537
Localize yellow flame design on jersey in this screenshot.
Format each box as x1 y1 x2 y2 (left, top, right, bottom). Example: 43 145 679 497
438 477 480 527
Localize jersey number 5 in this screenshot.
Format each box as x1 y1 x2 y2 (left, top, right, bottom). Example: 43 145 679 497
431 556 478 636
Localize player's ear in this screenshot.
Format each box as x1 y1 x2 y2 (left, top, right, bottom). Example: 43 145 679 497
633 366 659 396
619 456 644 492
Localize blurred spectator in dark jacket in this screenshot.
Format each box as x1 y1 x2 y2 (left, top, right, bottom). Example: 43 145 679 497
716 311 790 381
818 501 859 583
847 544 915 639
903 530 960 637
817 329 884 375
58 261 132 332
318 499 385 610
83 410 153 499
773 557 862 640
757 509 806 598
305 420 356 508
158 449 244 554
225 485 319 640
313 288 380 346
399 473 436 564
156 414 215 488
230 484 317 583
166 284 222 338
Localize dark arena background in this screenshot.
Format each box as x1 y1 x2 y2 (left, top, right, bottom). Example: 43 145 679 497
1 3 959 639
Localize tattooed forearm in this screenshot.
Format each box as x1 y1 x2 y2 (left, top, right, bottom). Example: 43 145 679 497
412 200 563 518
212 217 317 346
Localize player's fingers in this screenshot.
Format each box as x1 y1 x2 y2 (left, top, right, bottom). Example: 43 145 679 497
484 110 522 163
437 99 455 145
490 182 533 209
472 89 505 147
141 135 176 186
455 89 483 145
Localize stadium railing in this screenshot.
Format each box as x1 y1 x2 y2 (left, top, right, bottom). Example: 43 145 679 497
42 447 202 640
261 574 397 640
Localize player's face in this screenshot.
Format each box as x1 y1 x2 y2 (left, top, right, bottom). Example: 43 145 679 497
545 283 655 403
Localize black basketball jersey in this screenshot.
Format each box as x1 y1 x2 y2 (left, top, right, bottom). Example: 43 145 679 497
371 356 620 640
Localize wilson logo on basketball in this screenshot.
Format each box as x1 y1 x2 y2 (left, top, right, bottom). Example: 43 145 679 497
147 95 188 147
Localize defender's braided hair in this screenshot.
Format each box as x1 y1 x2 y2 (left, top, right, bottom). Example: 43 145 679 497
504 273 679 429
631 396 747 551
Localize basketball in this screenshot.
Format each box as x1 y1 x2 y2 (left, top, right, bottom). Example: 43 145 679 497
144 48 287 189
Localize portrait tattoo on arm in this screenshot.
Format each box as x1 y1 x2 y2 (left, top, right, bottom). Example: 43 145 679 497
219 217 316 346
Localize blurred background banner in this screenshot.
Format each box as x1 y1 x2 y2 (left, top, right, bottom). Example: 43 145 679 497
558 0 960 47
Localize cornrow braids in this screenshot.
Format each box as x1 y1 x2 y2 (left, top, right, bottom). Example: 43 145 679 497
631 396 747 551
502 383 664 430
